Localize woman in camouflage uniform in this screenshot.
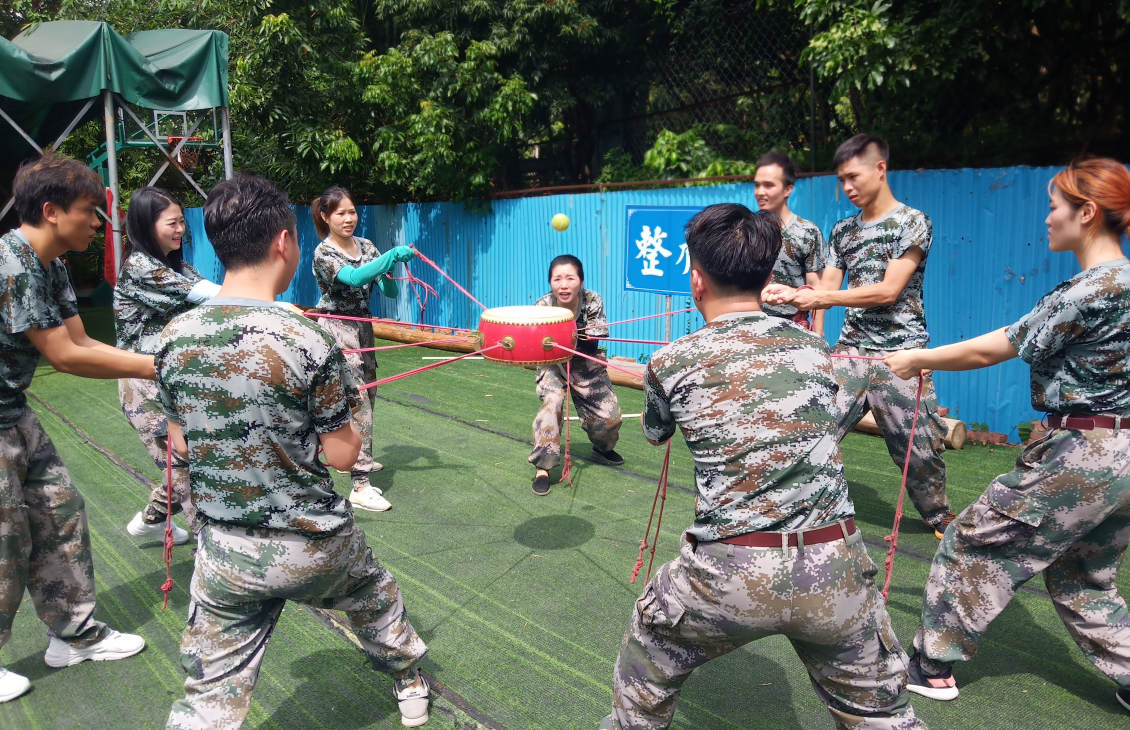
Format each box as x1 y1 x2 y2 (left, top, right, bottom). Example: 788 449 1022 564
311 187 414 512
529 255 623 495
886 158 1130 711
114 187 221 545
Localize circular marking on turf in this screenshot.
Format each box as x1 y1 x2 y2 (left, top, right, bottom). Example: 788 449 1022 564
513 515 595 550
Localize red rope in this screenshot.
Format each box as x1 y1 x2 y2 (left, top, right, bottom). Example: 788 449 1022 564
343 338 465 354
389 261 439 320
161 438 176 610
549 344 645 379
357 344 503 391
631 441 672 585
579 308 695 331
559 360 574 486
304 311 475 333
593 337 670 345
409 247 488 310
882 373 924 603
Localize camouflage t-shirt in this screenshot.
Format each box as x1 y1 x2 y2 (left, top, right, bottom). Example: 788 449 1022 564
534 289 609 338
1006 257 1130 417
762 215 826 319
113 250 204 354
643 311 853 541
314 236 380 316
826 204 932 350
0 230 80 430
155 298 363 536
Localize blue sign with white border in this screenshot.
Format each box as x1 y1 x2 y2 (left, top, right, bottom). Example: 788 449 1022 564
624 206 704 295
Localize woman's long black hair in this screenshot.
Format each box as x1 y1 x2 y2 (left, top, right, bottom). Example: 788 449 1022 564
124 186 185 271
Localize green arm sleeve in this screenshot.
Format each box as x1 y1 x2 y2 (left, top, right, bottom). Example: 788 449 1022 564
377 274 399 298
336 250 395 287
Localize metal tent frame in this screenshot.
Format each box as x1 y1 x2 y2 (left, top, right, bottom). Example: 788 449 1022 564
0 92 233 275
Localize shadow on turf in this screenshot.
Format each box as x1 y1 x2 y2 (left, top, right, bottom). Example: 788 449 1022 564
270 649 403 729
513 515 596 550
884 583 1122 712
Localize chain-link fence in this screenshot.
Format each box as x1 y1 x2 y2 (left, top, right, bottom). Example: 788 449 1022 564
613 3 819 173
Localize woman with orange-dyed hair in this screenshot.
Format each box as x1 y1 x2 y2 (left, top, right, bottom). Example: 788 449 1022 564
884 158 1130 709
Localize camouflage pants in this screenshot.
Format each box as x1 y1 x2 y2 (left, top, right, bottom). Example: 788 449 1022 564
166 520 427 730
833 345 951 526
610 528 926 729
321 317 378 483
0 408 106 652
916 425 1130 686
119 377 194 526
529 357 622 470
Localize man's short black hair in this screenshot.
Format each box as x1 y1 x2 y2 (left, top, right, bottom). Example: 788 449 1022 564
832 134 890 170
13 155 104 226
756 150 798 187
684 203 781 294
204 173 296 270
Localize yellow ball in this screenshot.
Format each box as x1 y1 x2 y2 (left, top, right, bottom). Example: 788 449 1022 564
551 213 570 232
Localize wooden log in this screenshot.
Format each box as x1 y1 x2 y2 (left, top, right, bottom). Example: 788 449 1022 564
854 411 967 450
369 322 480 354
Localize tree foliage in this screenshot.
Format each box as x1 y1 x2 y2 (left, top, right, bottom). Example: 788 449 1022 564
787 0 1130 165
3 0 1129 202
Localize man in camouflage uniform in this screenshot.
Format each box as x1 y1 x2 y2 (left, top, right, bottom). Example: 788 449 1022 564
754 150 827 335
603 203 927 730
764 134 955 537
0 157 152 703
529 255 623 495
884 169 1130 708
157 174 429 729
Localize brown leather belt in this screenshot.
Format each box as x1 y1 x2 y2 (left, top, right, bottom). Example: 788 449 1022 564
712 518 856 548
1048 415 1130 431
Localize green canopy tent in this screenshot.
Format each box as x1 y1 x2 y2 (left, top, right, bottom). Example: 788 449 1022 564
0 20 231 274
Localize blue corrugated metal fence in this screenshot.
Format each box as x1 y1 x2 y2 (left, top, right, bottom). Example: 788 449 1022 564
183 165 1104 437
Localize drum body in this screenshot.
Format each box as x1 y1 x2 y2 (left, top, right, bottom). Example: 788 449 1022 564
478 306 577 366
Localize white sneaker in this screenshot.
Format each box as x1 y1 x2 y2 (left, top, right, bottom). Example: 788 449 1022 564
394 671 430 727
127 511 190 545
350 485 391 512
44 629 145 668
373 462 384 472
0 666 31 702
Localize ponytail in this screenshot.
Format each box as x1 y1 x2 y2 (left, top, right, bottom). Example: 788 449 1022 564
311 186 354 240
1050 158 1130 238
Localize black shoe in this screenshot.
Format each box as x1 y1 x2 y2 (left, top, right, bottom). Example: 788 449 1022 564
905 653 959 701
532 473 551 496
1117 687 1130 712
590 448 624 466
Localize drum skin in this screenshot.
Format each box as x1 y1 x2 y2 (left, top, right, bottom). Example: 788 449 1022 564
478 306 577 366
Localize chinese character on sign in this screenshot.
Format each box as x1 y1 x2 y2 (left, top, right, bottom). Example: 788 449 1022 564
635 225 671 277
675 243 690 275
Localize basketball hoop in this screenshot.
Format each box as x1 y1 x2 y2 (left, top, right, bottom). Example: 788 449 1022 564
166 136 205 169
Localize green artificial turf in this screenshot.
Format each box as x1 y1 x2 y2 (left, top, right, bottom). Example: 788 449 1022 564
2 308 1128 729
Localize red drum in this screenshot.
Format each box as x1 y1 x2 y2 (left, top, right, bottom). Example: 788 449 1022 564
478 306 577 366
